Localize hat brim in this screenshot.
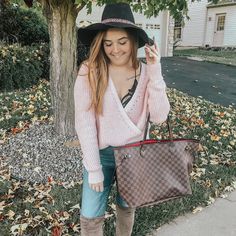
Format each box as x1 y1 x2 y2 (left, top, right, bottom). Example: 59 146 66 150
77 22 153 48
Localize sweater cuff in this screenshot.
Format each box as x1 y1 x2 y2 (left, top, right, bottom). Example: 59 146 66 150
88 169 104 184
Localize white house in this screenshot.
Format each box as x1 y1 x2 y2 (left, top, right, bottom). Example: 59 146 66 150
76 3 174 57
175 0 236 47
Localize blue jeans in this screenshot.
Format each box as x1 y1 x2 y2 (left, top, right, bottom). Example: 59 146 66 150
80 146 129 218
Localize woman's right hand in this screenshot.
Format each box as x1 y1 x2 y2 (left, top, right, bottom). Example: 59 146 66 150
144 42 160 64
89 182 104 192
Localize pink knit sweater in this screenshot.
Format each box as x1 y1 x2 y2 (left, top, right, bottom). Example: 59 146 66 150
74 62 170 184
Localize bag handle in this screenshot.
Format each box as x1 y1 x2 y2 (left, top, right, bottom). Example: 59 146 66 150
143 113 173 142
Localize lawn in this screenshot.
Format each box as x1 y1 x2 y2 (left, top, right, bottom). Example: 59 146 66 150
0 79 236 235
174 48 236 66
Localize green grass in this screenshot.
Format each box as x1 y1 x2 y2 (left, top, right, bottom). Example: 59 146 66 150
174 48 236 66
0 79 236 235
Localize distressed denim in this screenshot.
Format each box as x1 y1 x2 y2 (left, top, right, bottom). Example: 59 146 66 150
80 146 129 218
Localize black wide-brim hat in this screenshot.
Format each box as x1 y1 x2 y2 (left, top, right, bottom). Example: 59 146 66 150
78 3 153 48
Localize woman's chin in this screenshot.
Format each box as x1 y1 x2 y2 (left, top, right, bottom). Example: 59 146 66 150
110 58 130 67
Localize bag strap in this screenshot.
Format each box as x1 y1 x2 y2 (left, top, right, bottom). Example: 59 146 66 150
143 113 173 142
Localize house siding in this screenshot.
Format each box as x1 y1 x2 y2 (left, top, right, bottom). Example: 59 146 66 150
179 0 209 47
179 1 236 47
205 6 236 46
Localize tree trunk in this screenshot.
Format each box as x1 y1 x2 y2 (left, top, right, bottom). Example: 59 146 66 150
42 0 78 136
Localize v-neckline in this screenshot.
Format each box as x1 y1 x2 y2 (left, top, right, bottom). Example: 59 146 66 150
109 62 144 110
108 62 145 135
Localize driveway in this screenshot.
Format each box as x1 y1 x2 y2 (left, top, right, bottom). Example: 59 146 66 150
161 57 236 108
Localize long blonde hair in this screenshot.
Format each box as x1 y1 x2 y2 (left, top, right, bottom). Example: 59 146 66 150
84 29 139 115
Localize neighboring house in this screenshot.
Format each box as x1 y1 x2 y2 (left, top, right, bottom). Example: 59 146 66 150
76 3 174 57
175 0 236 47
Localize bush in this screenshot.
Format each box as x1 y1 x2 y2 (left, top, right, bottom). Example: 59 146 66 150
0 4 49 45
0 42 49 92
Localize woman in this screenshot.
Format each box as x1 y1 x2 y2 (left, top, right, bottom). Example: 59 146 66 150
74 3 170 235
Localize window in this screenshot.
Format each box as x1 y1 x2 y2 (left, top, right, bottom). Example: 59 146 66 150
174 19 182 40
217 15 225 31
146 24 160 30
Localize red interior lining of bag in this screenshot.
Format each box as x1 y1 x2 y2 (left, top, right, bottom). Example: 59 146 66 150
114 138 200 149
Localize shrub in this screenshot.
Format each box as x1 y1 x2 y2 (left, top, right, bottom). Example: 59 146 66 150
0 42 49 92
0 4 49 45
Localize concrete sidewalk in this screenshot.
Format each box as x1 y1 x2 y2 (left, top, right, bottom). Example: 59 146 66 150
149 191 236 236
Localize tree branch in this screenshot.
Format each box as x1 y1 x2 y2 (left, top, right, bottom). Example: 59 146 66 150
75 1 86 14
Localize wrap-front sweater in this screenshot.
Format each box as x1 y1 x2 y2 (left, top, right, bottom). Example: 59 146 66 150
74 62 170 184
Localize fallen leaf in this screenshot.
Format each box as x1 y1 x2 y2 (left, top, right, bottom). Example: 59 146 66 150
105 211 114 219
0 140 5 144
48 176 54 183
23 163 31 167
70 223 80 232
33 167 41 173
24 209 30 217
51 226 62 236
6 210 15 220
207 197 215 205
11 127 23 135
10 223 28 235
0 201 6 211
192 206 203 214
220 193 228 199
224 186 234 192
210 134 221 141
69 203 80 212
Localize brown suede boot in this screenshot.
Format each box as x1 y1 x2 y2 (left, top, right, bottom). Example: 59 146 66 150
115 205 135 236
80 215 104 236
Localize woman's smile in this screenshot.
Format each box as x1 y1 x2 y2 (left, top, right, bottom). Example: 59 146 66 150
112 53 124 59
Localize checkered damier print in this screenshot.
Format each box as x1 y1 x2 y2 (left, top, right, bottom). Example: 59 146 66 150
114 139 200 208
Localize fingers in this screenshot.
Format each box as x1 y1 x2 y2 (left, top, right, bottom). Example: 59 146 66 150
145 46 158 58
145 43 158 56
100 183 104 192
145 42 160 64
89 182 104 192
95 185 100 192
154 42 158 50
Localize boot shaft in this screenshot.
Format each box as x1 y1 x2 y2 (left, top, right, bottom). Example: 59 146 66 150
115 205 136 236
80 215 104 236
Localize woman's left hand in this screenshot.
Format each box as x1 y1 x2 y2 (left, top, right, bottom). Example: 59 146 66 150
145 42 161 64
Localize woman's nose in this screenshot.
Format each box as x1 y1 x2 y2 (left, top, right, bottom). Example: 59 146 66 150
112 43 120 53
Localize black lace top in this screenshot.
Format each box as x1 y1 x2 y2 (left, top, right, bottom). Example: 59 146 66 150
121 78 138 107
121 64 141 108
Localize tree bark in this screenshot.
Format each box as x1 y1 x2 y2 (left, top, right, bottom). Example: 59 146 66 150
42 0 78 136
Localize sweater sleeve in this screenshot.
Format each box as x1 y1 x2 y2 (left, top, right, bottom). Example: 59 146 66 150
73 64 104 184
146 62 170 124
